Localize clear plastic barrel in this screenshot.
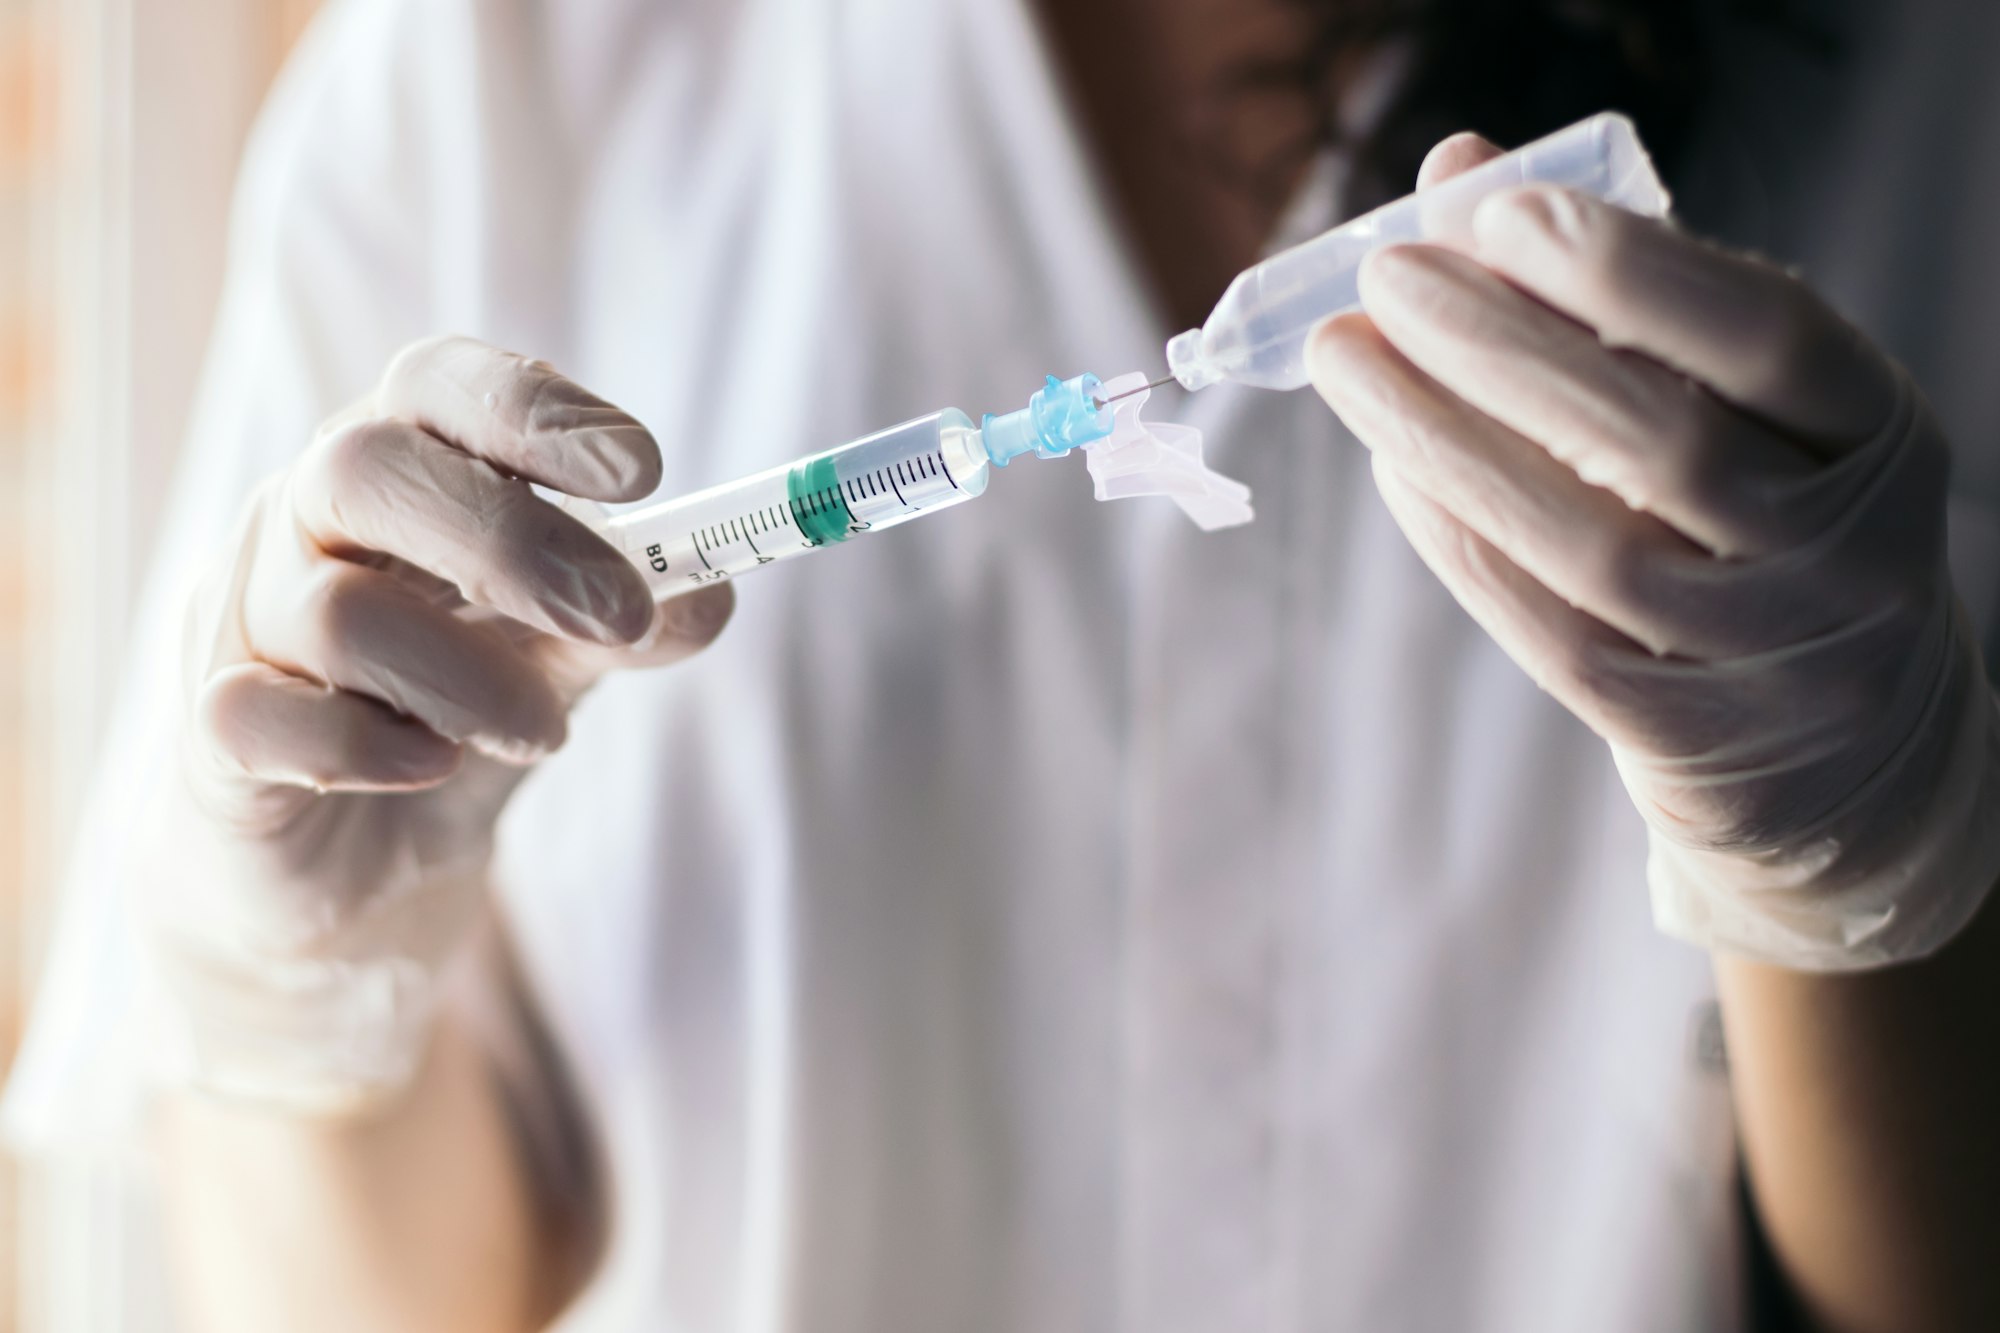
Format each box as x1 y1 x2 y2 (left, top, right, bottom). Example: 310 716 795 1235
1166 112 1671 392
600 408 988 599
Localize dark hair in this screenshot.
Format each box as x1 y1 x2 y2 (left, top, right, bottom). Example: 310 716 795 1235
1219 0 1832 213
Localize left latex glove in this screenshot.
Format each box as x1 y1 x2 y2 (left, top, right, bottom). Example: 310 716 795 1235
1308 135 2000 971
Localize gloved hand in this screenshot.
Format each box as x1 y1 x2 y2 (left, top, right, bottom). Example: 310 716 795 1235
153 336 732 1112
1308 136 2000 971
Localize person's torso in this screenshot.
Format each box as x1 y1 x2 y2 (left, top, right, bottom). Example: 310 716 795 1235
431 1 2000 1328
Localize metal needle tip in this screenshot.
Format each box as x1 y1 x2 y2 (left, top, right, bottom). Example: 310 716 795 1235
1093 373 1178 407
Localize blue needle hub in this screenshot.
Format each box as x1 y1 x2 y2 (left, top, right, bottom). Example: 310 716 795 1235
980 373 1115 466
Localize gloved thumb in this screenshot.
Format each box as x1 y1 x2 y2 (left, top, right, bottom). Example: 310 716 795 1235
1417 132 1505 191
528 582 735 706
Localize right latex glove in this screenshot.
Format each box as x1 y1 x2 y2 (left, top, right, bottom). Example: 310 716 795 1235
1308 141 2000 973
153 336 731 1114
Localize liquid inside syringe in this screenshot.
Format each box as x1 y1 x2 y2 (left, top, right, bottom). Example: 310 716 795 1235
593 373 1148 600
602 405 995 596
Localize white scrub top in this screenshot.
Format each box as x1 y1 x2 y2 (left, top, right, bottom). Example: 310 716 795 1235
12 1 2000 1330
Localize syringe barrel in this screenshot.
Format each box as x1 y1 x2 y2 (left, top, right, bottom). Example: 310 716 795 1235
601 408 988 600
1167 112 1671 392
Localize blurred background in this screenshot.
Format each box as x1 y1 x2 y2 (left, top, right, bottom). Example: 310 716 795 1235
0 1 317 1326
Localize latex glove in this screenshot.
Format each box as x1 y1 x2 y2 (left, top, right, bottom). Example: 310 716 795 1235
156 336 732 1112
1307 136 2000 971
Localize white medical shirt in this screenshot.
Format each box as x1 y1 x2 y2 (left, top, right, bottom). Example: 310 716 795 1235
13 1 2000 1330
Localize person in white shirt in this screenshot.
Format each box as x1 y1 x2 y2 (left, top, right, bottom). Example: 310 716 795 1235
9 1 2000 1330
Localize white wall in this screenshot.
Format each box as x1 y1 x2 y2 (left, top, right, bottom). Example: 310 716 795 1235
21 1 314 1328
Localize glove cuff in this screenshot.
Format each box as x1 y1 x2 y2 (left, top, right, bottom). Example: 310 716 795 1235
146 941 445 1115
1649 608 2000 971
136 781 490 1116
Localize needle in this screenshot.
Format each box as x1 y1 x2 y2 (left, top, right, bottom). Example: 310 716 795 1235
1093 373 1178 407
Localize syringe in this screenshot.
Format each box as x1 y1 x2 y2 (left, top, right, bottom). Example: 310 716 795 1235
591 113 1669 602
595 374 1119 600
1165 112 1671 392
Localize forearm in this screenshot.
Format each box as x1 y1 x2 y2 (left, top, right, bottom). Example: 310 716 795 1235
126 332 696 1329
1718 878 2000 1333
158 1010 560 1333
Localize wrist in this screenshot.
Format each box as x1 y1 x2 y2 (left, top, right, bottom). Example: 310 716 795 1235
140 802 492 1116
147 934 449 1117
1648 601 2000 971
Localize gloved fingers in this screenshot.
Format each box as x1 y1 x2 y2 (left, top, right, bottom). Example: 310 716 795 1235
1356 243 1816 557
369 553 470 611
1369 455 1655 741
1370 455 1803 768
288 417 654 646
368 336 663 502
1469 186 1900 450
531 583 736 705
1415 131 1505 190
193 660 463 798
1311 310 1755 660
249 559 569 764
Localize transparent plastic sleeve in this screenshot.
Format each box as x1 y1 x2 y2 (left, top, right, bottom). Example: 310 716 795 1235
1168 112 1671 392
